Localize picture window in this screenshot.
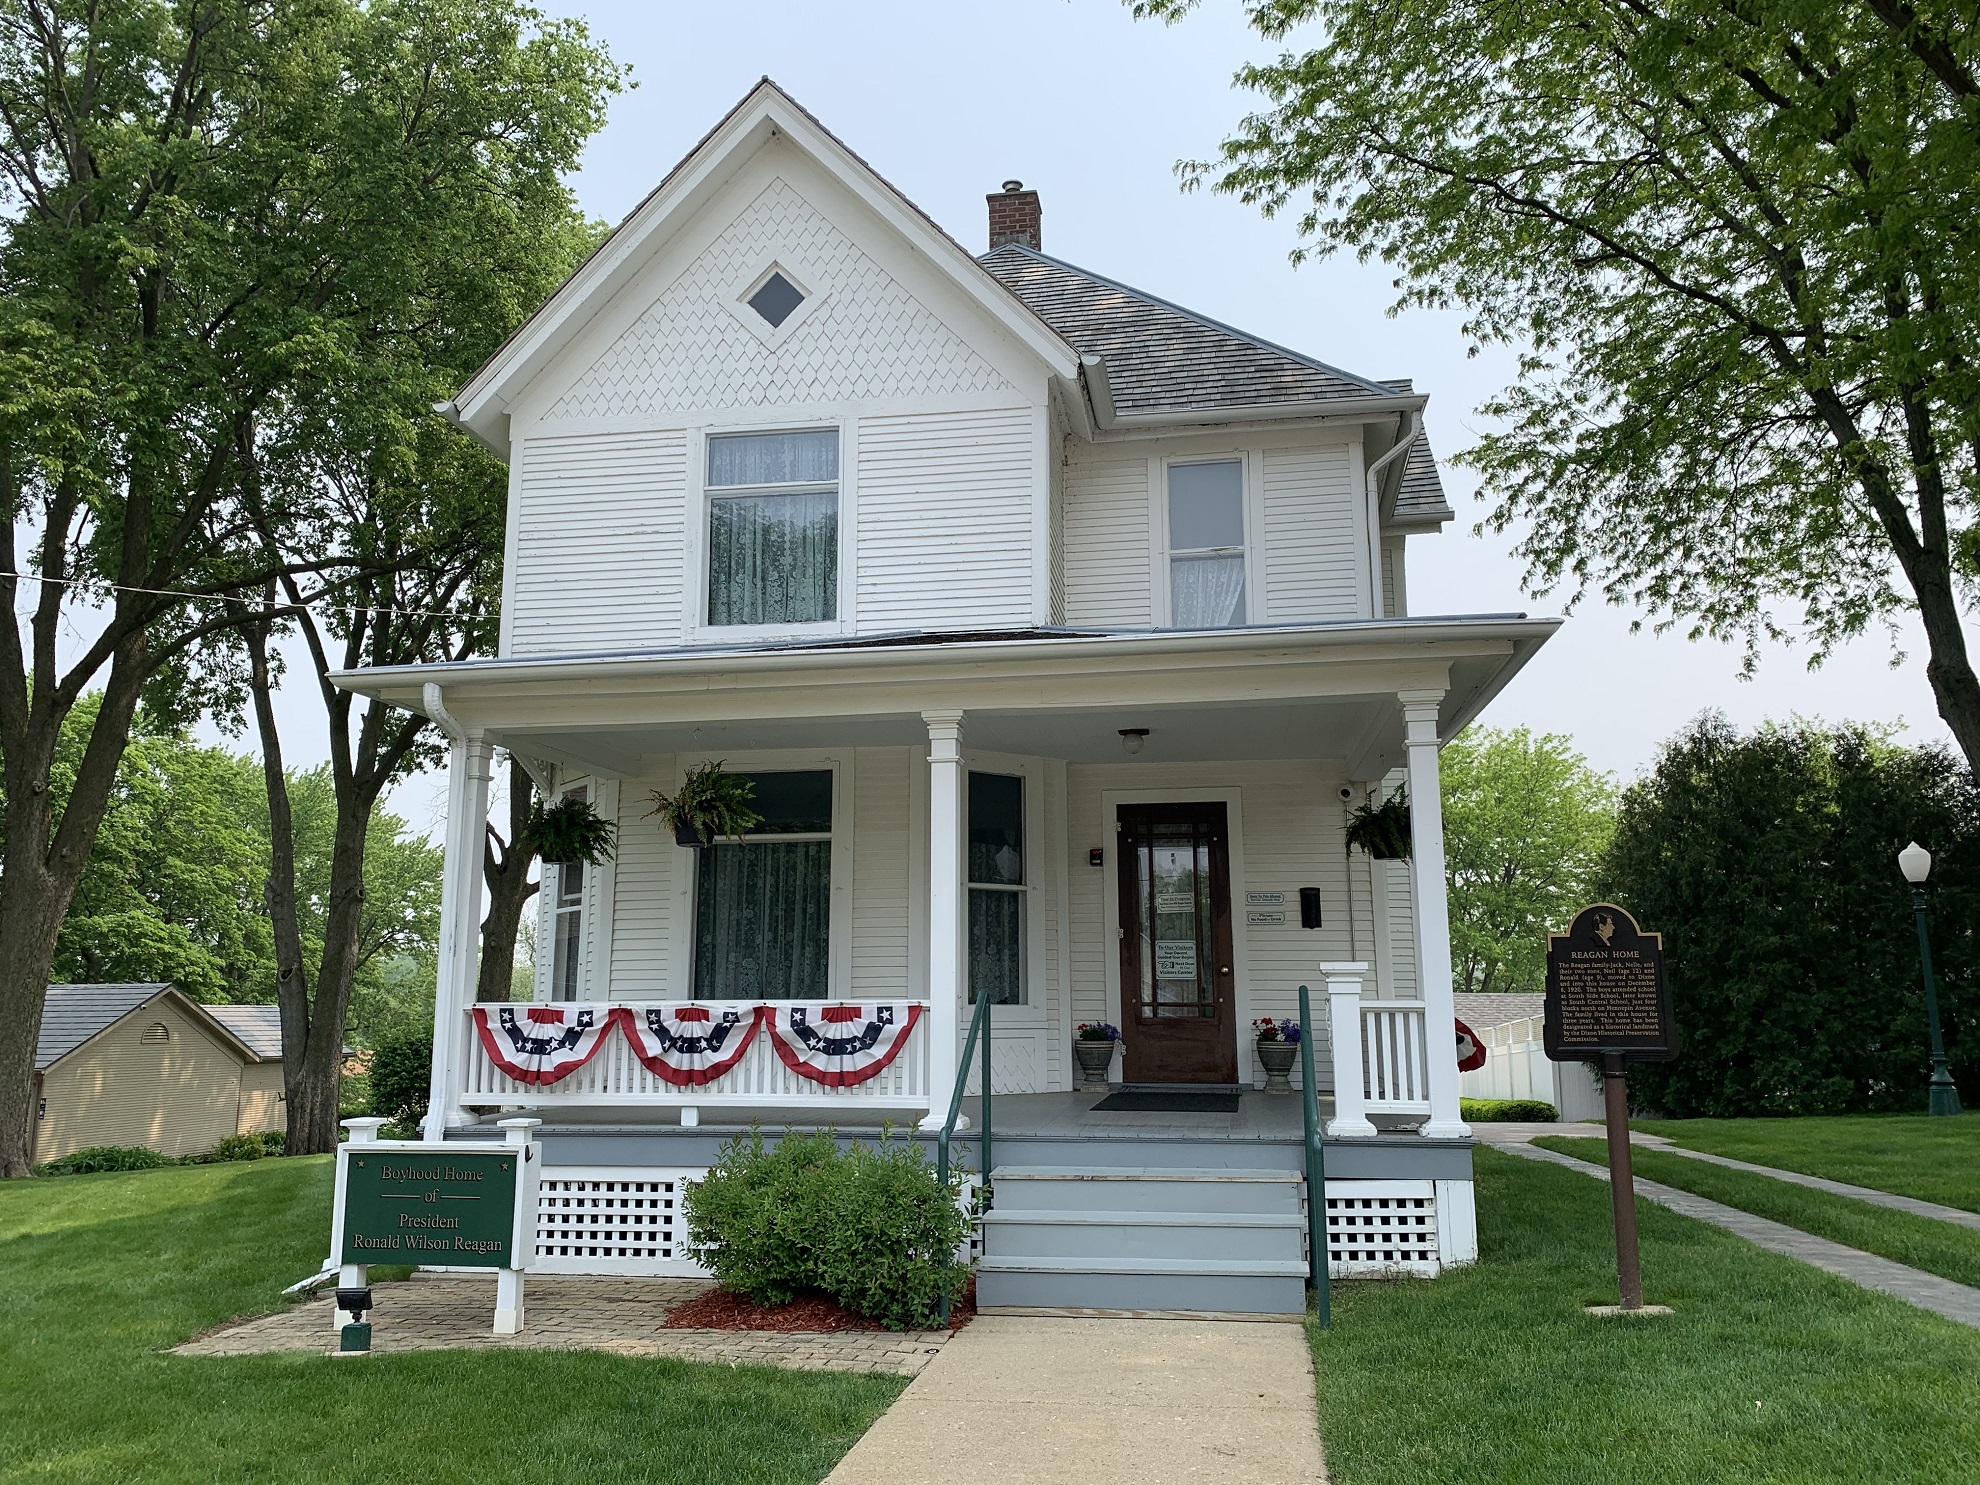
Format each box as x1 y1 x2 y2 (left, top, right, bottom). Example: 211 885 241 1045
694 770 834 1000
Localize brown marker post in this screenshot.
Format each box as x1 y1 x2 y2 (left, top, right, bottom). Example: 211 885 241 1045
1601 1053 1642 1309
1544 904 1676 1313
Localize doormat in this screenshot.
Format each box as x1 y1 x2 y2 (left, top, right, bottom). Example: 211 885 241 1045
1090 1091 1241 1114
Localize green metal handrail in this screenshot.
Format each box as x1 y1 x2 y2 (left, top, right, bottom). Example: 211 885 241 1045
1297 984 1331 1328
935 991 993 1322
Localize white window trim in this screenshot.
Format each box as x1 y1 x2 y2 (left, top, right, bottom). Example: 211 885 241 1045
687 419 853 646
1153 451 1264 629
720 251 832 350
536 778 616 1002
665 751 857 1002
963 751 1048 1013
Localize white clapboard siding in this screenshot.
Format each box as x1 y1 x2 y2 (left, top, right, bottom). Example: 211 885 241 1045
1061 454 1153 626
509 432 687 655
609 770 675 995
1385 857 1420 998
852 747 912 996
1262 443 1360 622
855 407 1036 630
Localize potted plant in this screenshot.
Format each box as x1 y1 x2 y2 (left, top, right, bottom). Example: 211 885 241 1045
646 760 763 847
525 794 618 867
1345 788 1412 860
1252 1017 1301 1095
1073 1022 1119 1089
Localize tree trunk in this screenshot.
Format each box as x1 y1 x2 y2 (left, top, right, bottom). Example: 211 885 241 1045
289 794 375 1154
477 752 538 1002
247 622 315 1146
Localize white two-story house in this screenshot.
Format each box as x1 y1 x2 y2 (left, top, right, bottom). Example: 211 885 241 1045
334 81 1556 1316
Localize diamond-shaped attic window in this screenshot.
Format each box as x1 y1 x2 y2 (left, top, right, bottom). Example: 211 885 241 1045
747 272 805 329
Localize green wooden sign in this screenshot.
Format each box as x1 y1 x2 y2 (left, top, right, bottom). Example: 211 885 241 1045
340 1149 520 1267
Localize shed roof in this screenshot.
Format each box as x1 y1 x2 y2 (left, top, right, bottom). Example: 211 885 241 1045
203 1004 284 1060
36 984 170 1070
1453 992 1547 1030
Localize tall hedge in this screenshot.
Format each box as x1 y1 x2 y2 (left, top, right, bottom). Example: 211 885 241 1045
1599 716 1976 1116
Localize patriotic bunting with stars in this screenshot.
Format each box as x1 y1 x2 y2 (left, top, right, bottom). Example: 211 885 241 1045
621 1004 763 1086
765 1002 925 1087
471 1003 616 1086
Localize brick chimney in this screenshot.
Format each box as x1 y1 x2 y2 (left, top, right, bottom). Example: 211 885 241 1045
987 180 1041 252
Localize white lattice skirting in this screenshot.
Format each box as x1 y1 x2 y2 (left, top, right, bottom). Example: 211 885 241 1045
533 1167 708 1276
1323 1179 1444 1277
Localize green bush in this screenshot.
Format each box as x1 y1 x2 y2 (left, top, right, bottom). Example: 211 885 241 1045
211 1133 268 1162
369 1029 433 1130
35 1145 174 1176
685 1128 968 1329
1461 1097 1559 1123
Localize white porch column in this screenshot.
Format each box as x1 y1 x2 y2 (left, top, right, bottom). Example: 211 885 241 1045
1321 962 1378 1138
1399 690 1469 1139
423 727 493 1139
919 709 966 1129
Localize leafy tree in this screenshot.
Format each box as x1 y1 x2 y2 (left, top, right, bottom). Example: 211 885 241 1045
368 1028 435 1133
1598 715 1977 1115
1443 727 1616 995
1137 1 1980 778
0 0 618 1176
51 705 271 1001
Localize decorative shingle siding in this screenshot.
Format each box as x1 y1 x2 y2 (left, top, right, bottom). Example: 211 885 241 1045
508 430 687 655
1061 454 1153 626
1261 444 1362 622
547 179 1014 420
855 407 1036 630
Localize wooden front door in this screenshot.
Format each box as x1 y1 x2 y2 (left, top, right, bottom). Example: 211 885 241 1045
1116 802 1239 1085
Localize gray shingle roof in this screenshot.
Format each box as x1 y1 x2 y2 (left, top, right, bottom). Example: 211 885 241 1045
204 1003 283 1060
36 983 168 1070
1396 439 1454 524
1454 992 1547 1030
980 244 1395 416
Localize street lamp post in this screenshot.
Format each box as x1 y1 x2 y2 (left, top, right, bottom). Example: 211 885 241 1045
1898 842 1964 1118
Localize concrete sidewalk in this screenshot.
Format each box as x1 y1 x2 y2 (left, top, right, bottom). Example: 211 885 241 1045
822 1314 1326 1484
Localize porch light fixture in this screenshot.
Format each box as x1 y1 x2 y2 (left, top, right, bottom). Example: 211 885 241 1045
1118 728 1149 755
1897 842 1963 1116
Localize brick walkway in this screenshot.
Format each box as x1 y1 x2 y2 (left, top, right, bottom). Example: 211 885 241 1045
175 1273 952 1375
1503 1141 1980 1329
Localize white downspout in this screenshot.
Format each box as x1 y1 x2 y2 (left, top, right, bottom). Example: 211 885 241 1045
1364 410 1421 619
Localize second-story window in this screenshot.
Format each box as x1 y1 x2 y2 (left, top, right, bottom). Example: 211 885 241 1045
1167 458 1247 628
707 429 839 626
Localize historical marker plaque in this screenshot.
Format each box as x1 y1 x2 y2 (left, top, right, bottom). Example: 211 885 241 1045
339 1148 521 1268
1544 903 1677 1062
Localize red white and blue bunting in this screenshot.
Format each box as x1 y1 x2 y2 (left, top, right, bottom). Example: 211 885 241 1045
764 1002 925 1088
621 1004 763 1086
471 1004 617 1086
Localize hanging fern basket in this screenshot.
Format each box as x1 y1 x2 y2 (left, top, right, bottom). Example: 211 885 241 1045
1345 790 1413 860
529 795 618 867
648 760 763 849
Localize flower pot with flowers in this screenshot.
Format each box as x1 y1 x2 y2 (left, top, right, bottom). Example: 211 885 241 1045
1073 1022 1119 1089
1252 1017 1302 1094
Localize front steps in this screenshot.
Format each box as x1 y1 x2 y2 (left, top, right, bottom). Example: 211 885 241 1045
976 1166 1309 1317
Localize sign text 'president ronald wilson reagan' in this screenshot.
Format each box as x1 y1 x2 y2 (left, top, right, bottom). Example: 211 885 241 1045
340 1150 519 1268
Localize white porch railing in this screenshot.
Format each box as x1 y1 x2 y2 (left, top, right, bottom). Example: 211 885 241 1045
461 1002 932 1116
1322 964 1433 1136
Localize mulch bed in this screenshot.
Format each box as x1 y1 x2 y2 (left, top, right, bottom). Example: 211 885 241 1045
664 1278 976 1334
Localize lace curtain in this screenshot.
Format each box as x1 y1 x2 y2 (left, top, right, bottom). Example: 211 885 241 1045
693 840 831 999
1170 553 1246 629
708 491 837 626
969 889 1023 1005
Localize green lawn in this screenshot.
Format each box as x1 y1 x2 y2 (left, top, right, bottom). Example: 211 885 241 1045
1535 1136 1980 1290
1633 1112 1980 1212
0 1157 903 1484
1312 1147 1980 1485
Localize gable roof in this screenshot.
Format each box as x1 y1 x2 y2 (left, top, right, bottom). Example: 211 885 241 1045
446 79 1081 456
36 984 268 1069
979 243 1418 420
36 984 167 1069
203 1004 284 1061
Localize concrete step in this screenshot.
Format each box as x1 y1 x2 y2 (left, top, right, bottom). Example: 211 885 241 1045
982 1208 1306 1262
989 1166 1305 1216
976 1255 1309 1317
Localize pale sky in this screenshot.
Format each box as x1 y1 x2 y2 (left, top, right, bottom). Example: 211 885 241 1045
240 0 1959 833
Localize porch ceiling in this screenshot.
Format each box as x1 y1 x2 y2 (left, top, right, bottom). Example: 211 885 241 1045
330 616 1559 781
